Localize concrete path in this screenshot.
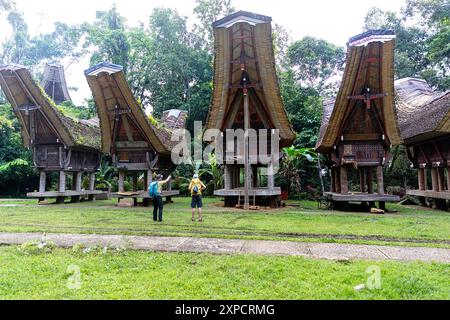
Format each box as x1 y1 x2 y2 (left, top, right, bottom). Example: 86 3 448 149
0 232 449 263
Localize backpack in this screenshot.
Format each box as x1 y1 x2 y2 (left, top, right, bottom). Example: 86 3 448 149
148 181 159 198
193 185 199 195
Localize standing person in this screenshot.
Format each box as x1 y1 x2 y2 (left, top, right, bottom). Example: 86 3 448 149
149 174 171 222
189 174 206 222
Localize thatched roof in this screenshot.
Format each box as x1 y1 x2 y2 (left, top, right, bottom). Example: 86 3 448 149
395 78 450 144
0 64 100 150
316 30 402 152
162 109 188 130
84 62 175 155
206 11 295 147
41 63 72 104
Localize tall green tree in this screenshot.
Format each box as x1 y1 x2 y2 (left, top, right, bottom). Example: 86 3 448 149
83 5 130 70
287 36 345 94
364 1 450 89
193 0 235 49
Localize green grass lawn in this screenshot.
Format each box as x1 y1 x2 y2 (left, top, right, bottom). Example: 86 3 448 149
0 197 449 247
0 246 448 300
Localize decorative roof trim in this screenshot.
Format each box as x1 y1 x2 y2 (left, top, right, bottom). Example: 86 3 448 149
348 30 395 47
84 62 123 76
213 10 271 28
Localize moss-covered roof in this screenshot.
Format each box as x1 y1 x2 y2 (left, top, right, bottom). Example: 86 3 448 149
0 64 101 151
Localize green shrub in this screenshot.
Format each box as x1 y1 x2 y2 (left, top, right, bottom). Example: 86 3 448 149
18 240 56 255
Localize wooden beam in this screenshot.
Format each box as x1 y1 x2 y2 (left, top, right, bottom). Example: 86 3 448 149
340 166 348 194
335 167 341 193
418 168 425 191
58 171 66 193
331 167 336 192
376 166 384 195
39 170 46 193
118 170 125 193
367 167 373 194
243 93 250 209
438 168 445 192
360 167 366 192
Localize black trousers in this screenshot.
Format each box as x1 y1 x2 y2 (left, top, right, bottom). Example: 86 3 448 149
152 196 163 221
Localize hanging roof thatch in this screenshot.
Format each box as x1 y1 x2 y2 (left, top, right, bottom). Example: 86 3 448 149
41 63 72 104
395 78 450 144
316 30 402 152
84 62 175 155
0 64 100 150
206 11 295 146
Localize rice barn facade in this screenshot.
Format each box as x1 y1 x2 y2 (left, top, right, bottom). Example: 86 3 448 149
85 62 179 206
316 30 403 210
395 78 450 210
206 11 295 209
0 64 104 203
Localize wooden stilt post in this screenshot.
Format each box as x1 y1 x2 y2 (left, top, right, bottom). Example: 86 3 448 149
431 167 439 209
340 166 348 194
132 172 138 192
423 167 428 190
38 170 46 203
75 172 82 191
331 167 336 193
367 167 373 194
39 170 46 193
118 170 125 193
267 163 275 191
418 167 426 206
57 171 66 204
88 172 95 201
335 167 341 193
418 168 425 190
438 168 445 192
143 170 152 207
71 172 82 203
376 166 384 195
89 173 95 191
243 92 250 210
224 165 232 190
58 171 66 192
359 167 366 193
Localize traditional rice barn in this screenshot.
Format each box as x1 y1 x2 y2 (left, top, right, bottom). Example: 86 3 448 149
316 30 403 210
41 63 72 104
206 11 295 208
0 64 104 203
395 78 450 210
85 62 179 205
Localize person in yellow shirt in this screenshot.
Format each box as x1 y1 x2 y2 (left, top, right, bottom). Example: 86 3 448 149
188 174 206 222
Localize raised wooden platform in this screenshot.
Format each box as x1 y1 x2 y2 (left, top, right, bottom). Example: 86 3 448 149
324 192 400 202
111 190 180 199
407 190 450 200
214 187 281 197
27 190 107 203
27 190 106 198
